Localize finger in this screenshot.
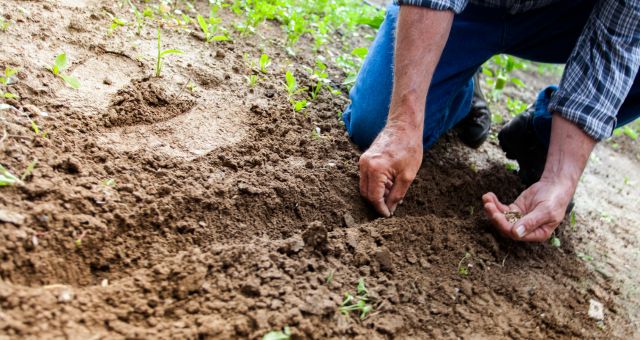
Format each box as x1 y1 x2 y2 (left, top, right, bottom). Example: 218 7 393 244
520 223 556 242
359 159 369 198
385 173 414 215
511 207 554 240
483 201 512 236
482 192 510 213
367 172 391 217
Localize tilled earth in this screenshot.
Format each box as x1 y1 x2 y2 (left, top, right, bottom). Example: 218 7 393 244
0 0 637 338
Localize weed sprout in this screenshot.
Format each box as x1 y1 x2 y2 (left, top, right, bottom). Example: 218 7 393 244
155 27 183 77
49 53 80 89
339 278 373 320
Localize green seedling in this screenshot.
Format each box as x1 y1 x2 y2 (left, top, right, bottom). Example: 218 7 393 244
21 159 37 181
197 11 229 43
506 97 528 116
0 18 10 31
0 165 19 186
577 252 593 261
570 210 577 231
259 53 271 73
49 53 80 89
505 162 518 171
284 70 308 113
491 113 503 124
325 270 334 285
155 27 183 77
30 119 47 138
245 74 259 87
339 278 373 320
106 13 128 35
623 125 638 140
293 99 307 112
101 178 116 187
309 60 328 100
1 66 19 99
549 234 561 248
262 327 291 340
186 80 198 92
457 252 472 276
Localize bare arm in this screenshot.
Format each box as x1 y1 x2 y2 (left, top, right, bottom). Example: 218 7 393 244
359 6 454 216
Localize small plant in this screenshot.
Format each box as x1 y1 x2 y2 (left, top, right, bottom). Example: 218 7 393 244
505 162 518 171
30 119 47 138
245 74 259 87
1 66 18 99
262 327 291 340
0 18 10 31
506 97 528 116
283 70 308 113
197 10 229 43
259 53 271 73
339 278 373 320
101 178 116 187
49 53 80 89
570 210 577 231
0 165 19 186
549 234 561 248
325 270 334 285
106 13 128 35
457 252 472 276
309 60 328 100
21 160 37 181
155 27 183 77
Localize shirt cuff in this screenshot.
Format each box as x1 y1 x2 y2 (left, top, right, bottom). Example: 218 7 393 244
394 0 467 14
548 90 616 142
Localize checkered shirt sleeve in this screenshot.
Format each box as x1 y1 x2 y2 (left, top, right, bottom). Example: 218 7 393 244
547 0 640 141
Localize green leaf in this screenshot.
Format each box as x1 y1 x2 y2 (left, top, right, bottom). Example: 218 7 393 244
21 159 37 181
212 35 229 41
612 128 623 136
262 327 291 340
570 210 576 227
481 67 493 78
491 113 503 124
357 278 368 295
510 77 525 87
351 47 368 59
159 49 184 57
549 236 561 248
55 53 68 73
197 14 209 35
494 75 507 90
623 125 638 140
293 100 307 112
60 74 81 89
0 165 19 186
285 70 296 92
3 92 18 99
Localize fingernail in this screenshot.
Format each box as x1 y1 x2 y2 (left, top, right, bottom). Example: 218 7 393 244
515 225 526 237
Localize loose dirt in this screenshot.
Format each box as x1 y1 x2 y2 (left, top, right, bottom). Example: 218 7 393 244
1 1 638 339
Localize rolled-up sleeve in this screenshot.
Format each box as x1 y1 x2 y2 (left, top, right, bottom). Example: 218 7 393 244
393 0 468 14
548 0 640 141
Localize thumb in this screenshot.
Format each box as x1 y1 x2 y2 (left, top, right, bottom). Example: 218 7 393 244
512 207 552 240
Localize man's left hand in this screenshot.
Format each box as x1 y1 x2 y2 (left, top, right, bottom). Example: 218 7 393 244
482 177 575 241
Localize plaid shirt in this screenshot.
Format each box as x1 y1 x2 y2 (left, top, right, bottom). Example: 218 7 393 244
395 0 640 141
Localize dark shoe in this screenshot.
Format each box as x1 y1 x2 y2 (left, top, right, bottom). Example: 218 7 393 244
498 109 575 213
457 73 491 149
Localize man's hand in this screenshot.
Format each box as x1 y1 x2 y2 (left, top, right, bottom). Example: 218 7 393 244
356 6 453 216
484 114 596 241
359 123 423 217
482 177 574 241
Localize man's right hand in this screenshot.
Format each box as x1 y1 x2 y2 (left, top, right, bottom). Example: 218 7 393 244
359 122 423 217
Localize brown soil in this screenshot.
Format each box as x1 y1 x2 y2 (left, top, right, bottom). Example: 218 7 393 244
0 0 637 339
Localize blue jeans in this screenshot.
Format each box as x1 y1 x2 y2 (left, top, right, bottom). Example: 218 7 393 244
343 1 640 150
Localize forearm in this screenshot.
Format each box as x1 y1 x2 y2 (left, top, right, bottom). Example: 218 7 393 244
388 6 454 132
541 114 596 189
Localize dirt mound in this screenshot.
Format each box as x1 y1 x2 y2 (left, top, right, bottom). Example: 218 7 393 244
104 77 196 127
